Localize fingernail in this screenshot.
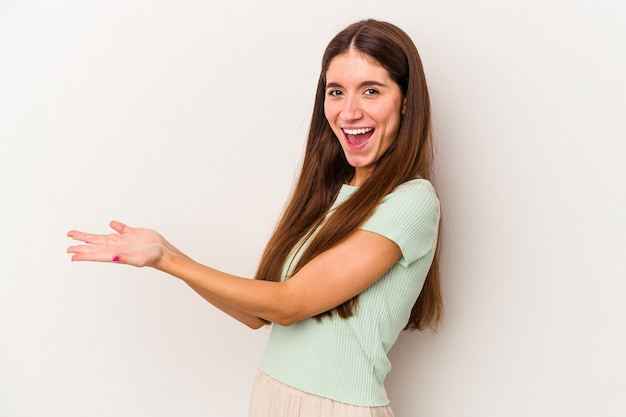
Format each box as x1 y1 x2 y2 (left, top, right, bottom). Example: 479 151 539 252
112 256 120 262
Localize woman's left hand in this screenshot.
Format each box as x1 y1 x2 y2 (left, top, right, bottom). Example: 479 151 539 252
67 220 167 268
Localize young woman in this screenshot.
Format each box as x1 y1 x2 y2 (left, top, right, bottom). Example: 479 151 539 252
67 19 442 417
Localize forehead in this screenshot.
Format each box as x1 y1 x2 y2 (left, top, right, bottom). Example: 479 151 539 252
325 50 391 82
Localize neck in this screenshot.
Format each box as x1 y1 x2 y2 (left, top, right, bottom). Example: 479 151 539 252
350 169 371 186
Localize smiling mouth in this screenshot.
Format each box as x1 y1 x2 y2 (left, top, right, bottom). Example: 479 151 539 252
343 127 374 148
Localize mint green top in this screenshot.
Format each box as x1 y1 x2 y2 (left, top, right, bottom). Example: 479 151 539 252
259 179 440 406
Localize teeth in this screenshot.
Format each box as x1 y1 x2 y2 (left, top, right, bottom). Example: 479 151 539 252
343 127 373 135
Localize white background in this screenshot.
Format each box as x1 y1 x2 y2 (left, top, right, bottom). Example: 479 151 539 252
1 1 625 416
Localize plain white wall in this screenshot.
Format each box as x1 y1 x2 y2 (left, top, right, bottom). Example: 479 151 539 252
1 1 625 416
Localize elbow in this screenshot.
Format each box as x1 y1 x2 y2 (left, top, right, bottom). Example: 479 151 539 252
246 317 271 330
271 306 304 326
267 283 306 326
244 314 295 329
274 316 297 327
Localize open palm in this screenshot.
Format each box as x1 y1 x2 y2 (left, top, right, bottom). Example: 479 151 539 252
67 220 167 267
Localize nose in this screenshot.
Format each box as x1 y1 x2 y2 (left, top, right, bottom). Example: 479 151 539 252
341 95 363 121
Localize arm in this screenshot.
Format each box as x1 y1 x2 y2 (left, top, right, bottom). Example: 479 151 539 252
67 221 267 329
185 283 268 329
67 220 401 326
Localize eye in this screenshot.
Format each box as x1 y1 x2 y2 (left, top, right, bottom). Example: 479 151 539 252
364 88 379 95
327 89 343 97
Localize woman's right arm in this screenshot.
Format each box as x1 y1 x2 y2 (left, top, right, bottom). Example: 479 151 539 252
67 221 268 329
67 219 401 327
185 283 269 329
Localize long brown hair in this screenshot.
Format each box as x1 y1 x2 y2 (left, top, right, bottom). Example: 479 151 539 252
255 19 442 331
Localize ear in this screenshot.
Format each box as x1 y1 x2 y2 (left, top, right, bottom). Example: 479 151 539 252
401 97 407 114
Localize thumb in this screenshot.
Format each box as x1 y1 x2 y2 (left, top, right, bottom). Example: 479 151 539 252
109 220 129 234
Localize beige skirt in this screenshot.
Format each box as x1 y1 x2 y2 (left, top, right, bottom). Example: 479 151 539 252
249 370 395 417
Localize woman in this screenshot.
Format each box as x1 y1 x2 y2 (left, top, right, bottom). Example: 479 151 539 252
67 19 442 417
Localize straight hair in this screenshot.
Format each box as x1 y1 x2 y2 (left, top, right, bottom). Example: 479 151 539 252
255 20 442 331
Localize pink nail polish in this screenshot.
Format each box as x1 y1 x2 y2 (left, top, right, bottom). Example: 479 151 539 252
112 256 120 262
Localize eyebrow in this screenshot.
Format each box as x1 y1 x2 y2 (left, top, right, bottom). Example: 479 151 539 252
325 80 388 89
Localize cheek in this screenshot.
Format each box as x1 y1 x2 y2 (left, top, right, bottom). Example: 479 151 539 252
375 105 402 130
323 103 335 123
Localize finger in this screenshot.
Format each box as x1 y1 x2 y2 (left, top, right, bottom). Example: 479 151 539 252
70 253 121 263
67 245 121 263
66 230 99 244
66 243 104 255
109 220 129 234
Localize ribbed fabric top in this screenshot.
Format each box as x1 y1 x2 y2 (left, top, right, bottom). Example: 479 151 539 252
259 179 440 406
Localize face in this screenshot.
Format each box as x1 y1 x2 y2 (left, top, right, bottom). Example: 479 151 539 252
324 49 405 186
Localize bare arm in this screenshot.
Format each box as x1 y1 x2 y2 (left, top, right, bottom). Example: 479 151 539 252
67 221 267 329
67 220 401 326
186 283 268 329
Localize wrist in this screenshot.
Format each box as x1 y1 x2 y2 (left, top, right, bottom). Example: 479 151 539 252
154 240 189 274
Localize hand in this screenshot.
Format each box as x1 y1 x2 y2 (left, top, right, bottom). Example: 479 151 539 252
67 220 167 268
